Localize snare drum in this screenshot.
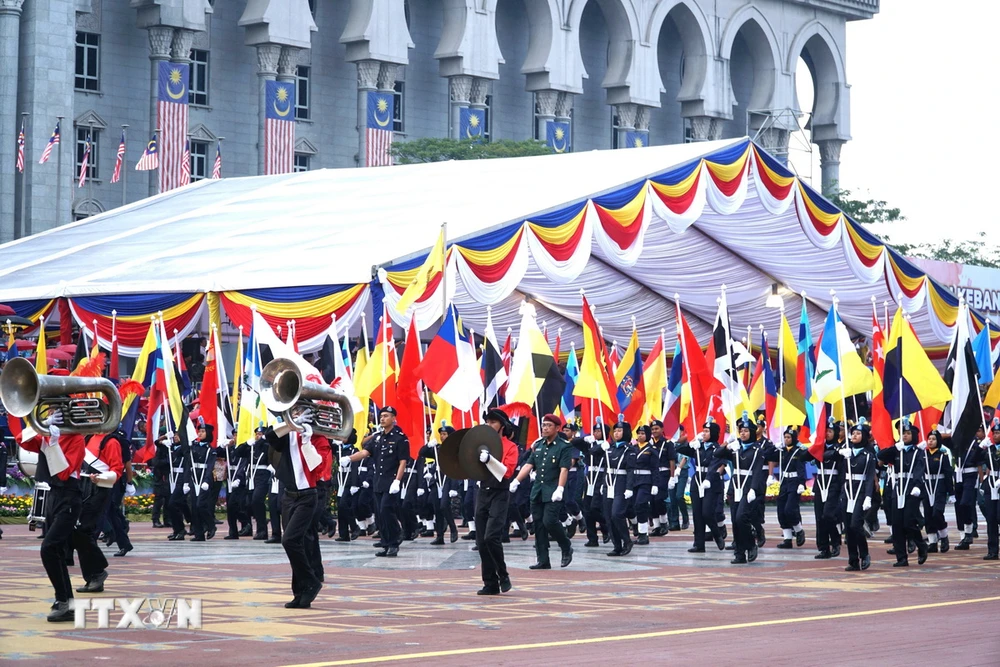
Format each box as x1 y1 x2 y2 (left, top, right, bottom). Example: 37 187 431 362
28 481 50 530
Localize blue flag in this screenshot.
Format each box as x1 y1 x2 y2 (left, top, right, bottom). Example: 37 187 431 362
546 121 570 153
460 107 485 141
625 130 648 148
366 91 394 131
265 80 296 121
157 61 190 104
972 324 995 384
561 348 579 419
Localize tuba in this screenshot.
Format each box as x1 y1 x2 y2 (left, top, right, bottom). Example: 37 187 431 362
0 357 122 437
259 357 354 441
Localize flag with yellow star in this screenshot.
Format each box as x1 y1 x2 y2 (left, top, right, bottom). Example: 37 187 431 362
546 121 571 153
460 108 485 142
625 131 649 149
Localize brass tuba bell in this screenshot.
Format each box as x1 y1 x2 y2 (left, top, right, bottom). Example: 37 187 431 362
259 357 354 441
0 357 122 437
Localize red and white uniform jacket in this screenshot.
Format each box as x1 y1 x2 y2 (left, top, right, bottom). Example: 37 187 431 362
19 431 87 484
84 434 125 488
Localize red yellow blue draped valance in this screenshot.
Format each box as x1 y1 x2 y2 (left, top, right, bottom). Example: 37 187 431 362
69 294 205 356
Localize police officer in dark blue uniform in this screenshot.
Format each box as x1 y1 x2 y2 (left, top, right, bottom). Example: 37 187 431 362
715 413 767 564
841 420 877 572
801 418 845 559
675 419 727 553
877 418 928 566
630 424 658 545
765 426 807 549
601 419 636 556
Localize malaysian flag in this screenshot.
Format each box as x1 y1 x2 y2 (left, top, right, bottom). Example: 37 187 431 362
365 91 394 167
212 141 221 179
16 118 24 173
135 134 158 171
157 61 189 192
180 139 191 186
38 120 59 164
264 80 295 175
77 133 91 188
110 129 126 183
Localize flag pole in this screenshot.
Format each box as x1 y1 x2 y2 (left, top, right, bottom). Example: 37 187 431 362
830 290 855 504
18 112 28 238
777 304 785 439
54 115 63 230
440 221 448 326
87 120 94 216
675 292 704 498
121 124 129 207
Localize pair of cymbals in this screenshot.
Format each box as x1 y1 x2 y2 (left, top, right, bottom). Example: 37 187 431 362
438 425 502 481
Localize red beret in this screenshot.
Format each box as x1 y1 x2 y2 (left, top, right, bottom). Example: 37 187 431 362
542 413 562 427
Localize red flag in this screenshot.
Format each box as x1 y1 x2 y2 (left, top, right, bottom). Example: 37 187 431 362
870 305 894 449
200 329 220 447
676 302 720 431
396 316 425 458
809 402 829 460
109 335 120 381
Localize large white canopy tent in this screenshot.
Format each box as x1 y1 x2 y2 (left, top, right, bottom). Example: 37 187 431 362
0 138 980 359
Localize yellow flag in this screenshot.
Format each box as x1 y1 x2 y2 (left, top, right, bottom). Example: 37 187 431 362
643 335 667 424
35 317 48 376
395 228 446 314
352 344 371 443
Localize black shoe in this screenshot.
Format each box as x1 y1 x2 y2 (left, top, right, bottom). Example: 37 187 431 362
430 537 445 546
887 548 897 555
747 543 758 563
168 533 184 541
239 526 254 537
796 528 808 546
207 528 217 540
730 553 747 564
756 532 766 548
687 546 705 553
940 537 950 553
917 543 929 565
113 546 133 557
375 549 389 557
814 550 832 559
385 546 399 557
636 535 649 545
350 527 360 541
567 522 577 539
420 530 435 538
561 547 573 568
725 543 735 551
477 586 501 596
215 519 223 525
883 536 894 544
334 536 352 542
528 562 551 570
299 583 322 608
721 525 728 541
47 602 74 623
224 534 239 540
366 524 377 536
462 531 476 541
715 535 726 551
607 550 623 557
893 560 909 567
191 535 206 542
776 539 793 549
927 542 938 553
254 532 268 540
831 545 841 558
973 528 980 538
373 542 387 548
76 570 108 593
861 554 871 570
907 539 916 554
681 521 689 530
584 540 599 547
602 534 611 544
284 598 302 609
620 541 633 556
844 562 861 572
955 537 972 550
152 521 164 528
871 519 880 532
452 528 461 543
984 553 999 561
500 577 512 593
669 524 681 532
265 536 281 544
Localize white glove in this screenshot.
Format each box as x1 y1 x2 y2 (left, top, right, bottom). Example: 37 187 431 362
838 447 851 459
727 442 740 452
479 450 490 463
362 481 369 489
449 490 458 498
529 471 537 482
48 423 61 438
200 482 210 491
389 479 401 494
232 479 241 489
551 486 564 502
747 488 756 503
695 434 704 443
910 486 921 497
0 487 6 495
917 441 927 451
601 442 610 452
700 479 711 490
797 484 805 494
183 483 191 494
863 496 872 511
350 486 359 495
339 455 353 468
301 423 314 440
895 441 904 451
125 483 137 497
691 440 702 450
948 495 956 504
667 478 677 490
938 428 952 437
584 435 595 444
423 471 433 481
417 488 425 497
980 440 991 450
766 475 776 486
509 479 520 493
651 485 659 496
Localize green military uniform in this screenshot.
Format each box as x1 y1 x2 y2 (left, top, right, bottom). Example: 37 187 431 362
526 436 574 567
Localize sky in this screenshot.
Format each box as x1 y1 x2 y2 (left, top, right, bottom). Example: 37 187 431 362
791 1 999 247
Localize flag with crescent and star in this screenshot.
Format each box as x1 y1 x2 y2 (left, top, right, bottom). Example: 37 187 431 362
546 121 570 154
460 108 485 142
625 131 648 149
157 61 189 193
265 80 296 175
365 91 395 167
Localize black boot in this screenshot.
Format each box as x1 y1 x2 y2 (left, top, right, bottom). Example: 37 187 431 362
926 542 938 553
636 534 649 545
844 561 860 571
795 529 806 547
730 552 747 564
861 554 871 570
814 550 832 559
893 559 909 567
776 539 793 549
940 536 950 553
917 541 928 565
955 536 972 550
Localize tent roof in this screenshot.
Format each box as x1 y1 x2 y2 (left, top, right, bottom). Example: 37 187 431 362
0 138 980 356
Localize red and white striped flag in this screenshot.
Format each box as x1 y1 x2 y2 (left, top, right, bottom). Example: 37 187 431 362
157 61 190 192
16 119 25 173
180 139 191 186
110 129 126 184
212 141 222 179
136 134 159 171
77 134 91 188
365 91 394 167
264 80 295 175
38 121 59 164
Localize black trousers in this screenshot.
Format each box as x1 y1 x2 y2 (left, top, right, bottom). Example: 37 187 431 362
41 483 83 603
730 498 755 554
376 490 402 547
531 498 571 565
984 487 999 554
844 498 869 564
227 485 249 536
585 490 607 543
776 485 802 529
269 481 284 538
168 484 189 535
250 472 270 535
435 489 457 538
72 486 111 582
634 485 652 523
190 486 216 537
281 490 321 597
152 482 168 524
889 492 924 560
813 489 843 551
475 486 511 587
103 483 132 550
603 493 631 552
690 484 722 549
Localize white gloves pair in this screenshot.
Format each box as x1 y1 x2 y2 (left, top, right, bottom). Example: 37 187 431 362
417 488 425 497
651 486 659 496
623 489 633 500
667 478 677 490
979 441 992 450
838 447 851 459
746 489 756 503
584 435 595 444
910 486 921 497
350 486 360 495
449 490 459 498
509 479 520 493
917 442 928 451
479 450 490 463
797 484 806 494
301 423 313 440
895 442 905 451
551 486 565 502
389 479 401 495
862 496 872 511
339 455 353 468
231 479 241 489
125 483 137 496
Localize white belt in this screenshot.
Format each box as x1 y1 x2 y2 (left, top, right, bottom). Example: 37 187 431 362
848 474 867 481
783 472 799 479
607 469 627 475
926 473 944 480
817 469 838 476
634 470 651 475
171 467 183 473
658 467 671 472
358 466 369 472
694 466 710 473
193 463 207 469
959 467 979 474
734 470 751 477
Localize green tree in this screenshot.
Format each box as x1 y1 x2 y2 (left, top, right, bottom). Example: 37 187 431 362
831 188 1000 269
390 137 553 164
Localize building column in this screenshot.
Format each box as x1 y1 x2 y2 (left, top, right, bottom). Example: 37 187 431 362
688 115 722 142
469 77 489 140
553 92 573 151
758 127 790 165
635 105 650 145
818 139 845 197
534 90 558 144
146 26 173 196
613 103 637 149
355 59 380 167
255 44 280 175
448 75 472 140
0 0 23 241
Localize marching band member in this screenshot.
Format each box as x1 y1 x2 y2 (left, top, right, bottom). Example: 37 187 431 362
841 421 876 572
73 428 127 593
475 407 520 595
